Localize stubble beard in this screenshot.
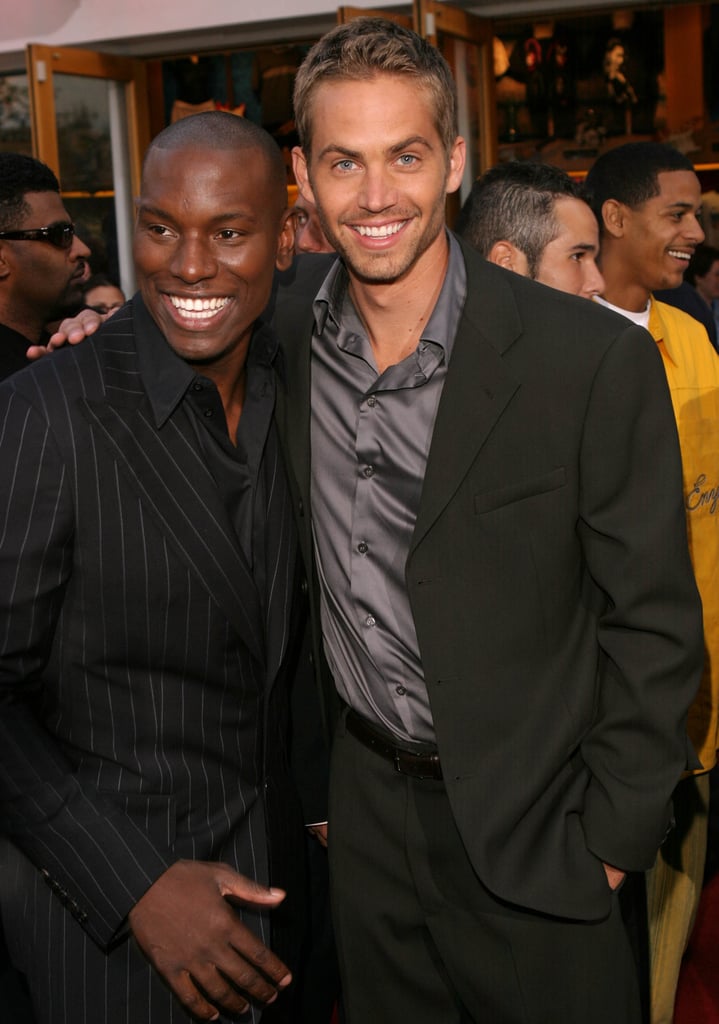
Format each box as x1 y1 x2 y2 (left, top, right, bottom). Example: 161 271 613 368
313 188 448 286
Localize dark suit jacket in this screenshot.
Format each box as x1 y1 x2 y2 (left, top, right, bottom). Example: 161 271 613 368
272 240 704 923
0 321 32 381
0 302 305 1023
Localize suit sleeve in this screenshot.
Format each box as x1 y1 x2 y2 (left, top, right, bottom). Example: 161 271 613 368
577 322 704 870
0 383 172 950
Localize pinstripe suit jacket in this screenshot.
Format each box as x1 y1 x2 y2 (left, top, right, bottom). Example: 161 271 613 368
0 301 304 1023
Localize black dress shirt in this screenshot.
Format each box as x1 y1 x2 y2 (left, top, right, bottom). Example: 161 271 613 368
0 322 33 381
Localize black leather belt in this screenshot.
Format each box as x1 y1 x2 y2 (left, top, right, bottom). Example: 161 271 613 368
345 708 443 780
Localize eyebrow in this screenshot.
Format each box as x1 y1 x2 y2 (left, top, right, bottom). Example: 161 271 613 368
137 203 258 226
568 242 598 253
317 135 435 162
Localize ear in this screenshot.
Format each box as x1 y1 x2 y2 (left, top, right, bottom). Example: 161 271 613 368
446 136 466 195
600 198 626 239
275 207 296 272
487 240 530 276
0 242 12 282
292 146 316 205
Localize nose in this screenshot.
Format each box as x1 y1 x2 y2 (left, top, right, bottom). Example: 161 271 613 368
581 259 605 299
70 233 91 261
686 213 705 245
358 165 397 213
170 236 216 282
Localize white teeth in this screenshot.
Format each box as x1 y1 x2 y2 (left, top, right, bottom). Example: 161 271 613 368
354 222 403 238
169 295 230 318
668 250 691 261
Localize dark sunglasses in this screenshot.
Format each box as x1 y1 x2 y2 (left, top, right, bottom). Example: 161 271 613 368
0 221 75 250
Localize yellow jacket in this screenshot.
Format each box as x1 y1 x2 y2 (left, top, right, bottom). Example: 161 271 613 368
650 298 719 771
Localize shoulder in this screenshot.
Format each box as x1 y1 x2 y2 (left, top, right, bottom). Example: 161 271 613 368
653 297 710 337
456 236 651 368
0 307 135 409
270 254 337 311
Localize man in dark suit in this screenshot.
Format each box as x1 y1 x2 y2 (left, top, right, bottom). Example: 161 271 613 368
0 152 91 379
0 113 312 1023
271 18 704 1023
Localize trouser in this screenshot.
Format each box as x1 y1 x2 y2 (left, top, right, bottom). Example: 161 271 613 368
646 773 710 1024
328 713 641 1024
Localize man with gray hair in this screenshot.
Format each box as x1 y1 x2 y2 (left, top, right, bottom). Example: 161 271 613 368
455 161 604 298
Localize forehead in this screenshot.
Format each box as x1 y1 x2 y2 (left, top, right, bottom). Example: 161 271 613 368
86 283 123 300
309 74 439 145
646 169 701 208
552 197 599 243
140 144 275 213
20 190 69 226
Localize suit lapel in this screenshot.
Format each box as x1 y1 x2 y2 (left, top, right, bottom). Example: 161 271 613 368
273 250 524 566
411 247 523 553
273 257 331 544
79 311 266 667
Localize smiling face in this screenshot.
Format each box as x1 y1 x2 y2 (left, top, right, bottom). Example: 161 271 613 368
133 143 293 370
617 170 704 295
293 74 464 286
535 197 604 298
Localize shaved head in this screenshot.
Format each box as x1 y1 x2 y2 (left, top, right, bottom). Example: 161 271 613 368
143 112 288 219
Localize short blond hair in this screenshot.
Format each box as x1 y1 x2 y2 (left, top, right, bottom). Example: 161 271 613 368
293 17 458 163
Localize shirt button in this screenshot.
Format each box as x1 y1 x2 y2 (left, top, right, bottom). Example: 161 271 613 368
363 465 375 478
367 395 377 407
203 409 213 418
365 614 376 628
192 382 203 391
396 686 407 696
358 541 368 554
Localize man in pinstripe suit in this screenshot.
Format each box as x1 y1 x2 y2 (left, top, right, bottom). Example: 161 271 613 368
0 112 313 1023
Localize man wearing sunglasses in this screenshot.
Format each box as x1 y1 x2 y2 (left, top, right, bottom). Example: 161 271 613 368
0 152 90 380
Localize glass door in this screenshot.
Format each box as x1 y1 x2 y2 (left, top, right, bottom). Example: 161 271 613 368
26 44 151 297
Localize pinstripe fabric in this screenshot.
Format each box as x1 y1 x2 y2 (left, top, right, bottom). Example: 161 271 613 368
0 303 301 1022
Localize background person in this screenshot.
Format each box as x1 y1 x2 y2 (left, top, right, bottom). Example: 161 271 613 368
0 152 90 379
81 272 126 317
586 140 719 1024
654 243 719 352
292 195 335 254
455 161 604 298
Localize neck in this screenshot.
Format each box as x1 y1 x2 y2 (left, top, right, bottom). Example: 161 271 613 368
598 264 650 313
348 233 450 374
196 346 250 446
1 304 44 345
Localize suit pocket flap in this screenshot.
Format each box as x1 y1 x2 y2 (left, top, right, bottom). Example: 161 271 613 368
474 466 567 516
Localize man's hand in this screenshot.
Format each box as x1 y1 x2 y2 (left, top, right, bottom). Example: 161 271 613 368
602 862 626 891
26 308 105 360
128 860 291 1021
307 823 328 848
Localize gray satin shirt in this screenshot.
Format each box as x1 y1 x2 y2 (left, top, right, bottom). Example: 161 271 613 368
310 234 466 744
